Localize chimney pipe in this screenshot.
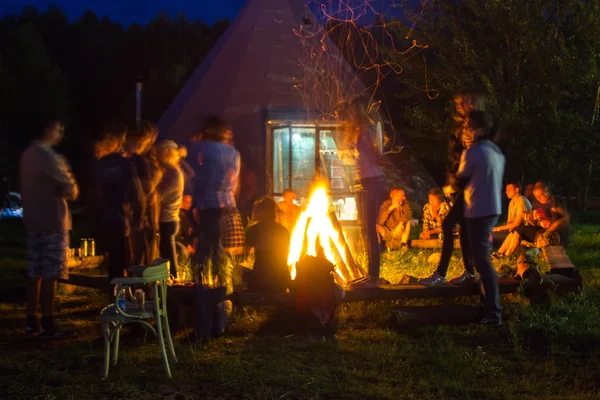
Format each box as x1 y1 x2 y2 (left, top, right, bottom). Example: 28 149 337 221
135 79 143 132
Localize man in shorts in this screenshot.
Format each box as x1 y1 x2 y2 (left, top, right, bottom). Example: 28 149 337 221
20 121 79 337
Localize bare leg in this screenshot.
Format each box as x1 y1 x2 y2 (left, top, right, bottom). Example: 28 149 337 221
40 279 57 318
505 232 521 256
401 222 411 244
26 277 41 316
497 232 512 254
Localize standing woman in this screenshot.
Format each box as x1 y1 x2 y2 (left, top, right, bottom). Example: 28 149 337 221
156 140 184 280
343 101 387 289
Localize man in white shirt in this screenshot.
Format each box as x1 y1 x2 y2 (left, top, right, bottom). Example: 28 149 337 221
491 182 532 257
456 111 505 325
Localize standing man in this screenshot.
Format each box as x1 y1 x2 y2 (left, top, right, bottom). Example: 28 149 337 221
456 111 505 325
278 189 300 233
21 121 79 337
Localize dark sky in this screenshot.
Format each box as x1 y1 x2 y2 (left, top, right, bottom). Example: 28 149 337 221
0 0 246 25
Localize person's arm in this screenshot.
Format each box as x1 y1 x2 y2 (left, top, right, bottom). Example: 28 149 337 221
546 197 570 234
454 149 473 192
44 151 79 201
422 205 432 233
403 201 413 222
377 200 392 226
125 159 145 226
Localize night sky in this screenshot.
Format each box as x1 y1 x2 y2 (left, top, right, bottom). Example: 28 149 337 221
0 0 246 25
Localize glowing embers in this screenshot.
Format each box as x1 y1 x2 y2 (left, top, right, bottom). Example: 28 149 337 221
287 185 361 285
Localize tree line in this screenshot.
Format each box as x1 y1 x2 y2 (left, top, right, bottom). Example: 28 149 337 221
0 6 228 190
1 2 599 210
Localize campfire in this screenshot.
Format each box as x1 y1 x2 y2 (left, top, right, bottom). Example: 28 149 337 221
287 185 364 285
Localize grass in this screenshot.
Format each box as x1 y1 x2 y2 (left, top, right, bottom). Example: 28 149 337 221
1 218 600 399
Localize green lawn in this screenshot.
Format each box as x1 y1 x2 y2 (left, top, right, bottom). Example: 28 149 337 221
1 219 600 399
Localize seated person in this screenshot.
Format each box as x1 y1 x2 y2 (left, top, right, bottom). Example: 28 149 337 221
419 188 450 239
377 187 412 250
524 183 535 205
503 182 570 256
244 196 291 292
278 188 300 233
491 181 532 255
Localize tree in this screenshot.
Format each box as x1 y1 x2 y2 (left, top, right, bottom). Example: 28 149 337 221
390 0 600 207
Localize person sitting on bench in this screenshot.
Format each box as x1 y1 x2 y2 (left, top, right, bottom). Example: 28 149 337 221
377 187 412 251
244 196 291 292
490 181 532 257
503 182 570 256
419 188 450 239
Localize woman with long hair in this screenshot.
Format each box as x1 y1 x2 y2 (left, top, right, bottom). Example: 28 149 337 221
156 140 184 279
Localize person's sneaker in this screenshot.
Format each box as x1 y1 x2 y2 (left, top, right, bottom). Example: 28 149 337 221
399 244 409 253
479 316 502 326
24 315 40 336
419 272 447 286
449 271 476 285
38 328 75 339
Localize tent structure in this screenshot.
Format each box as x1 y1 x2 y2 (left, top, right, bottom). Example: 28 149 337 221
159 0 437 217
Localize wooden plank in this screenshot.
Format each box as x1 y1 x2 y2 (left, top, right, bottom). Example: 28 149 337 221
60 273 111 292
542 246 575 272
67 255 104 270
389 304 484 328
409 238 460 249
230 279 522 306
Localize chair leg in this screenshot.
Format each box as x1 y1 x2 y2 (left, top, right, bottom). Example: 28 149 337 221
162 315 177 362
112 325 121 365
102 322 111 380
155 312 172 378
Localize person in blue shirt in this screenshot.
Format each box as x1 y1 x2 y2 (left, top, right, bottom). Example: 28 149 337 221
192 117 242 281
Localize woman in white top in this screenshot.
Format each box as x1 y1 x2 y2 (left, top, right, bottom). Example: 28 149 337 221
156 140 184 279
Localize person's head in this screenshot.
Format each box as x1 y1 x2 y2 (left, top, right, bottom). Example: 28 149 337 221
443 185 453 200
156 140 181 167
505 181 522 200
282 189 296 205
464 110 498 148
202 116 232 143
453 91 487 118
38 120 65 146
178 145 188 160
94 133 122 159
252 196 278 222
428 188 443 208
390 187 406 203
533 181 550 203
181 194 192 211
142 120 158 141
524 183 535 198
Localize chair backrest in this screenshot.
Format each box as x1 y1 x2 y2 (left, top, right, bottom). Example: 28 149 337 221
142 260 169 281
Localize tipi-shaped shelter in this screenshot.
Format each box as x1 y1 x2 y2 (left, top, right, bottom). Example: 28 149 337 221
159 0 436 219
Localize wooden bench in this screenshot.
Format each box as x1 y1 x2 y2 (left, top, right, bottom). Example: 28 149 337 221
66 255 104 270
542 245 576 275
409 238 461 249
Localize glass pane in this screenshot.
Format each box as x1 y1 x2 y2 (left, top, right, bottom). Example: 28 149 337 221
319 129 356 193
273 127 290 193
291 127 316 197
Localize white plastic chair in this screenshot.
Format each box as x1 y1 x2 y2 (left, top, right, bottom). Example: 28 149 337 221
99 260 177 379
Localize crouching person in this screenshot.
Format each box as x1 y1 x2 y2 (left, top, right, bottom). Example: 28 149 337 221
244 197 291 292
377 187 412 251
294 254 344 341
419 188 450 240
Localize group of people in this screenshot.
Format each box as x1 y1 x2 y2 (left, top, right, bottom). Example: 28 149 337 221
19 91 571 336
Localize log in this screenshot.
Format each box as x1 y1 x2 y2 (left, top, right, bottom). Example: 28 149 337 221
409 238 461 249
542 246 576 276
230 278 523 306
66 255 104 270
388 304 484 329
59 273 111 292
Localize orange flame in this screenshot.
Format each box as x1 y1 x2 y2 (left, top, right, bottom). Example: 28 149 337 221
287 186 349 284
